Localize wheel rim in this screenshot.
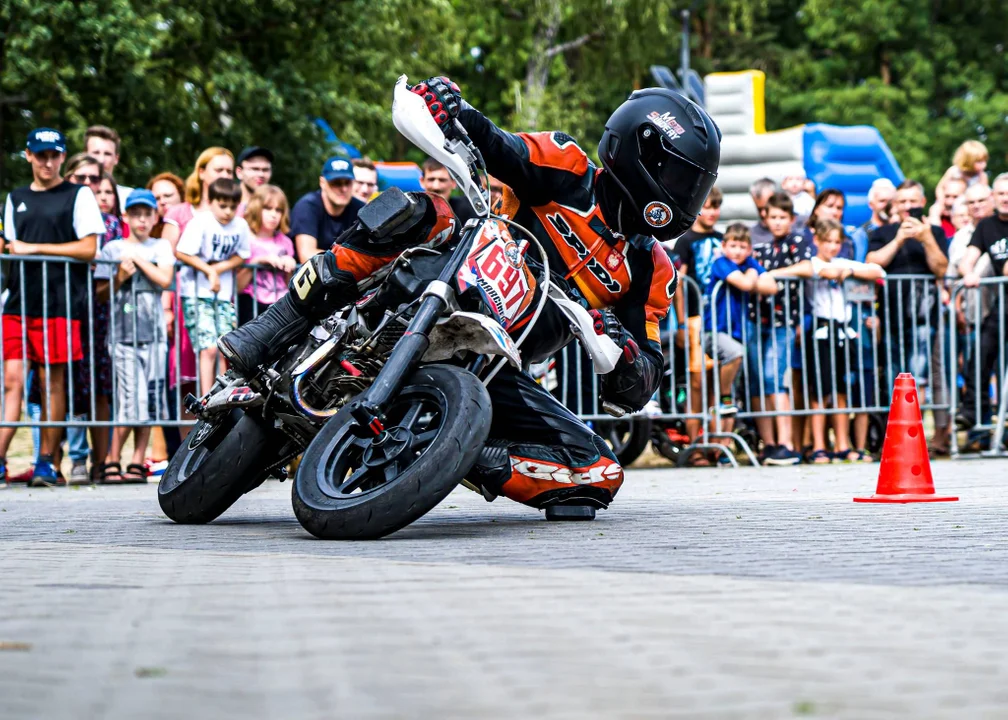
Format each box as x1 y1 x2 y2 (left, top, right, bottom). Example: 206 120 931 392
600 421 634 455
316 386 447 499
161 413 235 492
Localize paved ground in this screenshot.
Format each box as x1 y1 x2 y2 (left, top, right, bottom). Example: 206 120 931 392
1 460 1006 719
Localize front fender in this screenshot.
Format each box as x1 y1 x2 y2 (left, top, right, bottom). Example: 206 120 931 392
422 311 521 368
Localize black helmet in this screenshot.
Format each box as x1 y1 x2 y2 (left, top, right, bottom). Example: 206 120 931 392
598 88 721 241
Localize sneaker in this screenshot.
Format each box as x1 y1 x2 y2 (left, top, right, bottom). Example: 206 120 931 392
30 457 59 488
763 445 800 466
0 457 6 483
69 460 90 486
758 444 778 465
717 399 738 417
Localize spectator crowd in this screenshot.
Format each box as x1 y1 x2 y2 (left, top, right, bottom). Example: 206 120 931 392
665 139 1007 466
0 122 1005 483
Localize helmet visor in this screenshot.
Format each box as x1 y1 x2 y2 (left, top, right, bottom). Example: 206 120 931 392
637 125 717 219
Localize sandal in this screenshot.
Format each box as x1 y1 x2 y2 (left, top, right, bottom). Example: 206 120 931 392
831 449 861 464
98 462 123 484
852 449 874 463
809 449 832 464
685 450 713 467
123 463 149 484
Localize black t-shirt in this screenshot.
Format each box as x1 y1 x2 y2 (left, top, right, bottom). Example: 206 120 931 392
868 222 948 331
289 191 364 253
3 182 104 320
450 195 479 226
751 232 814 327
672 229 723 317
968 215 1008 276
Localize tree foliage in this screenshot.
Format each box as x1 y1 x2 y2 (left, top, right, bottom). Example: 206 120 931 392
1 0 1004 197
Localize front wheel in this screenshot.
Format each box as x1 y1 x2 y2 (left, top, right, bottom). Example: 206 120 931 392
292 364 492 540
158 410 279 524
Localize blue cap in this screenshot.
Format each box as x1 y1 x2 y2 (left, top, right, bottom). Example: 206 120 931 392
124 189 158 210
26 128 66 154
321 156 354 182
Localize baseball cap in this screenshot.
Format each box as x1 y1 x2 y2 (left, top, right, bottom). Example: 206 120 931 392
321 156 354 182
26 128 66 154
124 189 158 210
236 145 274 165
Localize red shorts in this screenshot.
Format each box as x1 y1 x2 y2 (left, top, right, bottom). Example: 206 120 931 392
2 314 83 364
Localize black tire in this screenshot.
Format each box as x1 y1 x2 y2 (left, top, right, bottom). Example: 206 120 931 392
596 418 653 466
292 364 492 540
158 410 278 524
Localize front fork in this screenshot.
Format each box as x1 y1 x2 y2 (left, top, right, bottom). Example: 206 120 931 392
345 236 472 437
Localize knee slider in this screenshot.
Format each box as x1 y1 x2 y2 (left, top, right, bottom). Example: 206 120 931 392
288 252 358 320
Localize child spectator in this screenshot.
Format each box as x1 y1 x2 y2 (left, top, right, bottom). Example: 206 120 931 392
748 191 815 465
94 190 175 483
782 170 815 219
804 219 885 464
238 184 296 325
176 178 251 395
940 140 989 189
704 223 778 456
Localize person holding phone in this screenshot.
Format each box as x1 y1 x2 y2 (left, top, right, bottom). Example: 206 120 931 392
866 179 950 451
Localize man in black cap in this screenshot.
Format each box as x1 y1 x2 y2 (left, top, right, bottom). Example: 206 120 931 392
289 156 364 262
234 146 274 213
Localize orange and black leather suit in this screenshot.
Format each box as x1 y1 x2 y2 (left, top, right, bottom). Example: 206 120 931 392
298 110 676 510
454 105 677 510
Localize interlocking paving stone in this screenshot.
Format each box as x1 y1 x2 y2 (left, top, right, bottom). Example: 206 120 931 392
1 460 1005 719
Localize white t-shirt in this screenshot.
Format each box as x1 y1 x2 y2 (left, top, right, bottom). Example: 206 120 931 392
810 256 885 322
116 184 135 211
176 211 251 300
3 184 105 243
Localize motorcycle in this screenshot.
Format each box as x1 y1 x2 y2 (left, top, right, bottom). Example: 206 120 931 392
158 76 624 539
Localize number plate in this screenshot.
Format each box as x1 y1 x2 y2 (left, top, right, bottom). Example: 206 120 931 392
456 221 537 330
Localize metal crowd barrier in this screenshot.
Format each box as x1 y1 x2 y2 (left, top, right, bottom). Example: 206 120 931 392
0 254 286 429
551 272 960 466
4 255 1007 466
949 276 1008 457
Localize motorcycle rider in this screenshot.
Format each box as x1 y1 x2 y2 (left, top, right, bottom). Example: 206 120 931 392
219 77 720 516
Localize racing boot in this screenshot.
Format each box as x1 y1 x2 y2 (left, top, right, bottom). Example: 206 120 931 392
218 252 359 375
217 293 313 376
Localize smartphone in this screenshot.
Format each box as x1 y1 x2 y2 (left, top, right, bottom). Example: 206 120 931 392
907 207 924 220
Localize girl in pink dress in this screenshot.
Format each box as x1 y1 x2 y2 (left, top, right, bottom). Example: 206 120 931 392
237 185 295 325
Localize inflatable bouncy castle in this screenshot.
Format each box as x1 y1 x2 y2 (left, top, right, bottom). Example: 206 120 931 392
705 70 904 227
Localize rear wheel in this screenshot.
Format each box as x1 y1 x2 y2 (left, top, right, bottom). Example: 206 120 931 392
158 410 279 524
293 364 492 540
595 417 653 466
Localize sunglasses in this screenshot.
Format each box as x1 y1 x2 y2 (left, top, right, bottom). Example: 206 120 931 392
73 173 101 184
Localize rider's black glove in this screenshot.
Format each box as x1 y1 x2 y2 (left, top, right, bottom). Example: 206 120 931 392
588 309 640 365
410 76 462 133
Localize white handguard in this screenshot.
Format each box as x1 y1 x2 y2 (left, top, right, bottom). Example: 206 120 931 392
548 287 623 375
391 75 488 216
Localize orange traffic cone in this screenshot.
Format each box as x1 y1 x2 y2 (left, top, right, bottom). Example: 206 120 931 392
854 373 958 503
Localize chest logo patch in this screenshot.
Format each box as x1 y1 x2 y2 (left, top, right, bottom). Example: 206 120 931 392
643 201 673 229
605 248 623 271
16 202 26 212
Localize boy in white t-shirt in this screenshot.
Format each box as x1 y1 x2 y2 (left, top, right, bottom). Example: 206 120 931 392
176 178 251 394
95 189 175 482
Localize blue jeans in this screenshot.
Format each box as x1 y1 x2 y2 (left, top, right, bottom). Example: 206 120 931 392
28 401 89 463
746 324 795 398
